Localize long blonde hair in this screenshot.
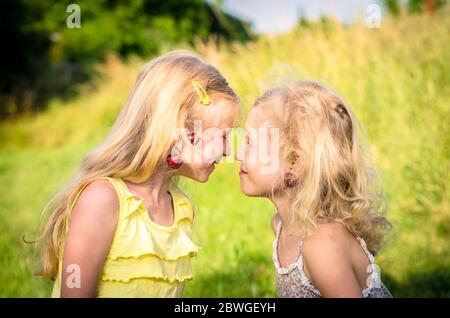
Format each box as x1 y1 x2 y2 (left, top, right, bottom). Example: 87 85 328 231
36 51 238 278
254 81 391 255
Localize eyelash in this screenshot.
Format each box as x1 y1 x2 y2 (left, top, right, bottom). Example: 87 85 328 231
246 137 253 148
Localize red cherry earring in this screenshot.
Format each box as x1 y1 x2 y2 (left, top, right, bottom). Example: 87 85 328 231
166 132 196 169
284 171 298 188
166 153 182 169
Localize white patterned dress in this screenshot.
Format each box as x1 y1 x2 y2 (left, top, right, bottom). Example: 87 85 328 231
273 223 392 298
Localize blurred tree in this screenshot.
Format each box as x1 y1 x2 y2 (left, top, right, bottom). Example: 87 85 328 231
383 0 447 15
384 0 401 16
0 0 252 119
424 0 439 13
0 0 51 116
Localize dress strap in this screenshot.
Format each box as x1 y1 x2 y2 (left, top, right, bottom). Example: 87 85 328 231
275 221 282 240
64 177 113 233
273 222 321 295
355 236 383 292
355 236 376 264
276 222 304 261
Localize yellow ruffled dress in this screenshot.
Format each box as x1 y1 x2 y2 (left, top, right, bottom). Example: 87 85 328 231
51 177 199 298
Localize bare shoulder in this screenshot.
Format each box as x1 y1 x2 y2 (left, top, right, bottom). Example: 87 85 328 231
271 213 281 235
302 222 353 270
61 179 120 297
301 222 362 297
74 179 119 212
303 223 351 253
69 179 119 232
309 222 351 241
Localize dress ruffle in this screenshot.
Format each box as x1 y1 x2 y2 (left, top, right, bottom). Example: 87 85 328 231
102 178 199 284
118 181 195 223
101 254 194 283
106 219 199 261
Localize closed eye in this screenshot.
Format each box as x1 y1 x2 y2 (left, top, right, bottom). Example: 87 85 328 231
246 136 253 148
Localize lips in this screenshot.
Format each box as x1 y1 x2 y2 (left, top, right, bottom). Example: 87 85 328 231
239 167 248 175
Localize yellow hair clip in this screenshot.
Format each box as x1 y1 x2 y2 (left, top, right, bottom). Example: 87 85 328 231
191 80 211 105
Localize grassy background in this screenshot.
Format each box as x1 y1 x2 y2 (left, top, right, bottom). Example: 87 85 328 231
0 12 449 297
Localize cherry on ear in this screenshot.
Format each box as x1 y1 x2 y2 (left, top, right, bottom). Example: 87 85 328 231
166 154 182 169
284 172 298 188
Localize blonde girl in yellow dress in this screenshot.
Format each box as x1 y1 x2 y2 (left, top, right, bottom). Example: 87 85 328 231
36 51 239 297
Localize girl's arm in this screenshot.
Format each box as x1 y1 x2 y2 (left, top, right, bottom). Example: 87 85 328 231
60 180 119 297
302 225 362 298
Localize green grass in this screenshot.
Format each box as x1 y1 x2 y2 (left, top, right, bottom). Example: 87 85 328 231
0 12 449 297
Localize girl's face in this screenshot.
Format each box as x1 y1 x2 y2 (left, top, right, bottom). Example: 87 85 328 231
178 99 238 182
235 108 283 197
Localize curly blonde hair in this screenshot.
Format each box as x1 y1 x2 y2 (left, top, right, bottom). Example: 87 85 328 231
254 81 391 255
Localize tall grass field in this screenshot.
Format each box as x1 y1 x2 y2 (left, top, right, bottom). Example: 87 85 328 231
0 12 449 297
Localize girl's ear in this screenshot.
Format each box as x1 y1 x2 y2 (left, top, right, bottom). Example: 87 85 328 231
283 150 301 188
187 131 201 146
187 131 195 144
177 130 204 165
167 129 193 168
287 150 300 166
172 130 196 152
